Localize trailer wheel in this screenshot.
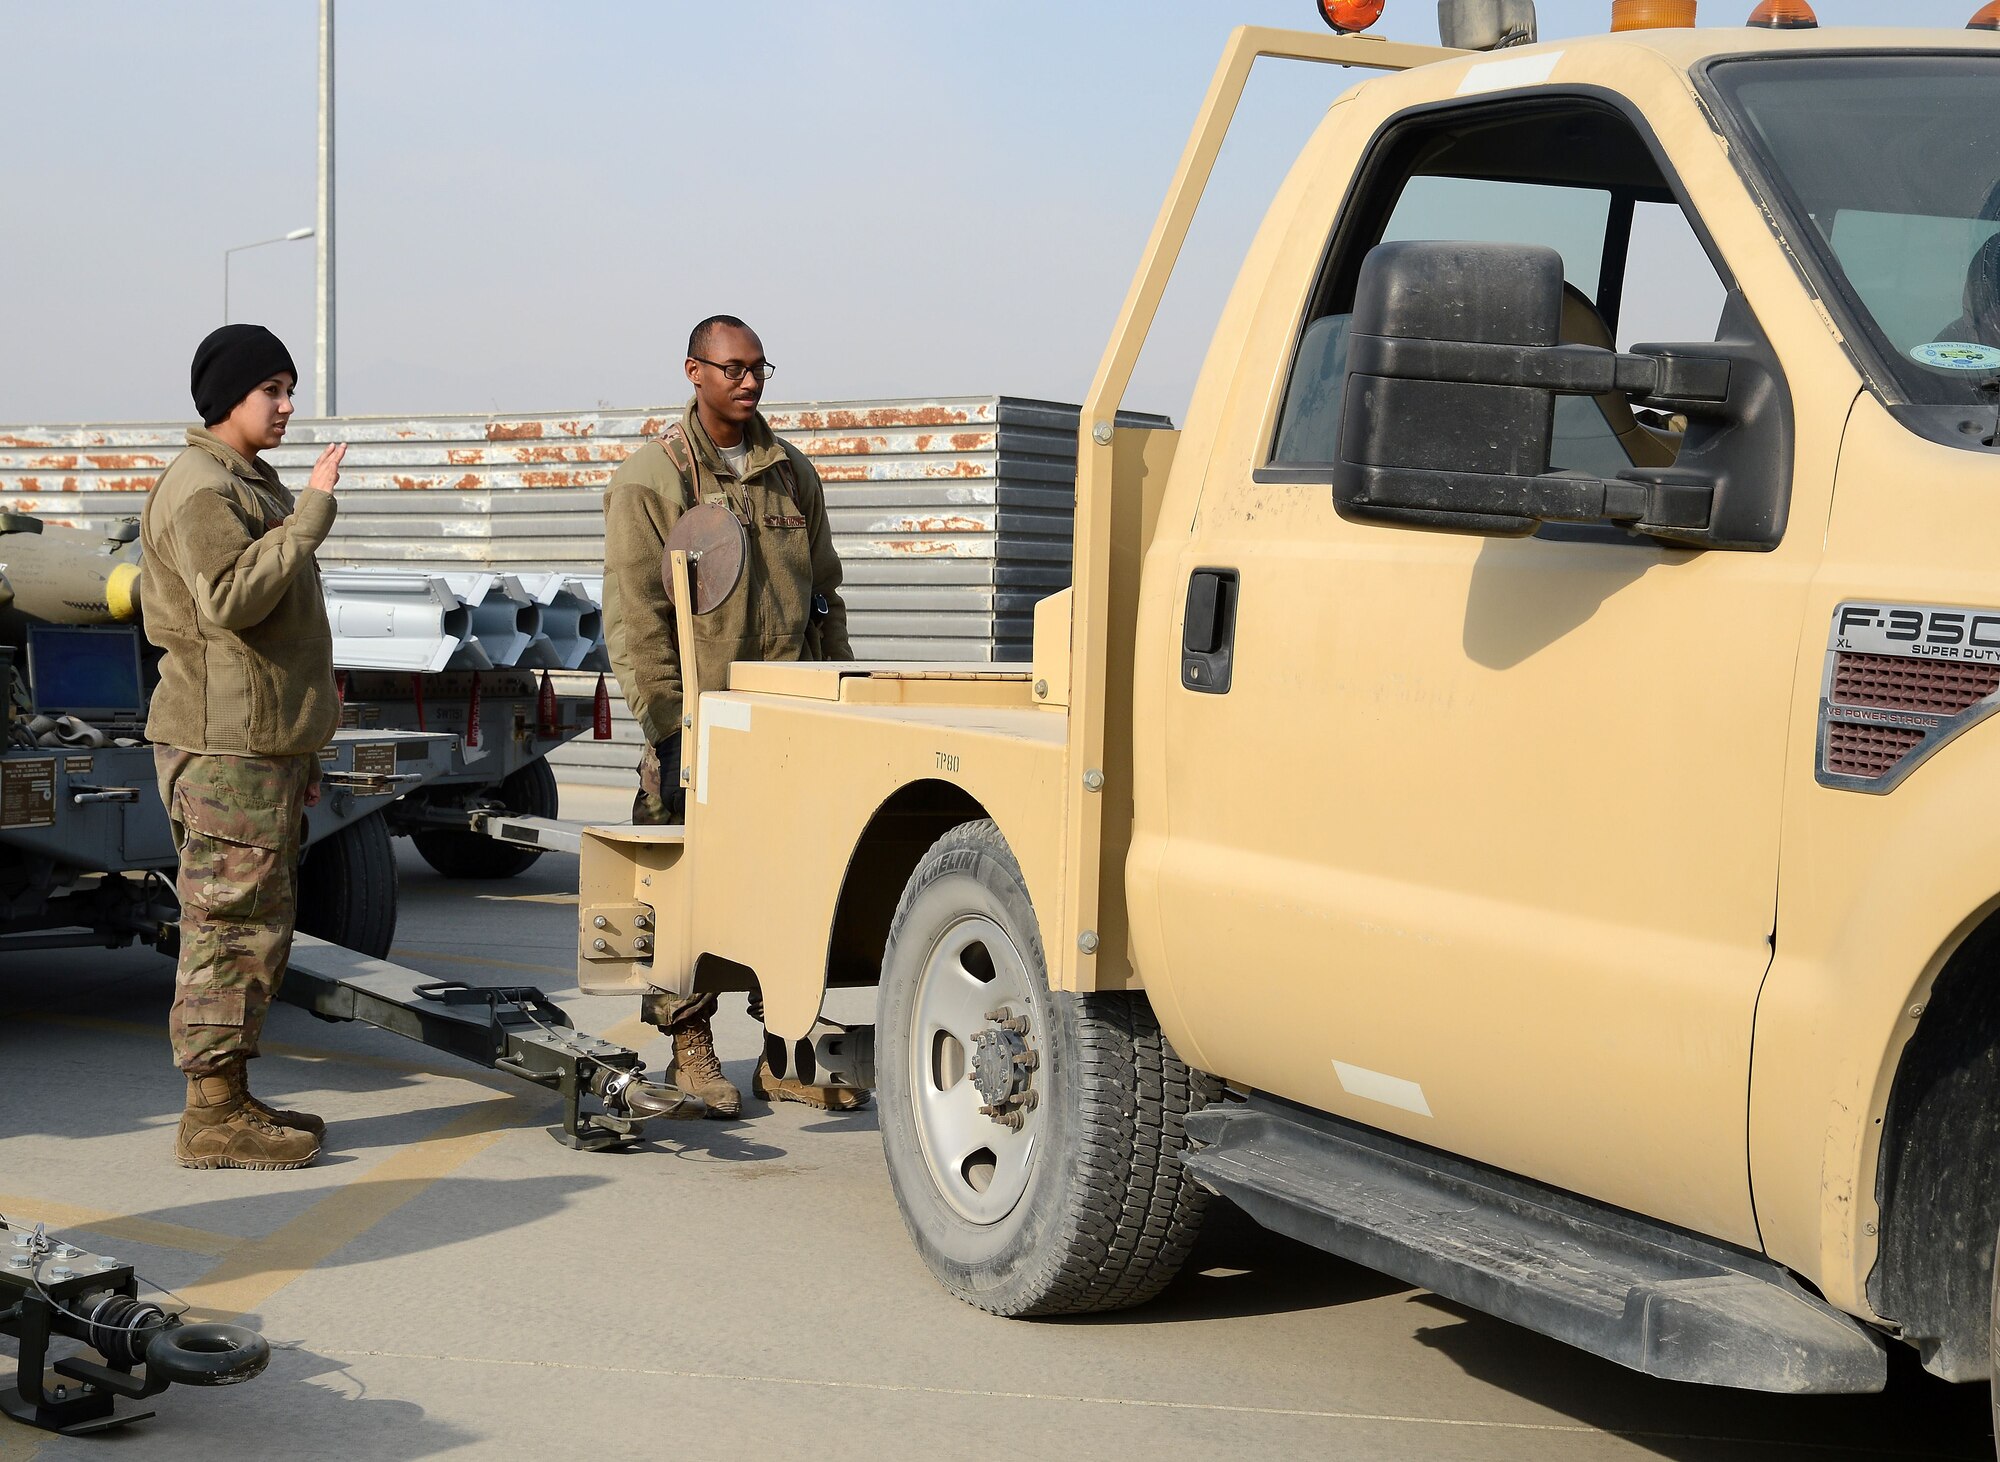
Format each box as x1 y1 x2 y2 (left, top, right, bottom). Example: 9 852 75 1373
877 818 1215 1316
295 811 398 958
411 758 559 880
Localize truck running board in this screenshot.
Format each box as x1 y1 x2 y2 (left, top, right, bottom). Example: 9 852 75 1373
281 934 696 1149
1182 1096 1886 1394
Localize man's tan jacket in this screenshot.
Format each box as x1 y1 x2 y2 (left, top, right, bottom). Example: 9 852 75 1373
141 427 339 756
603 400 851 746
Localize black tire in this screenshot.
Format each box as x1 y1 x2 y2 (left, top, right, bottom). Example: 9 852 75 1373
1990 1225 1999 1456
295 811 398 958
411 757 559 880
145 1323 270 1387
877 818 1216 1316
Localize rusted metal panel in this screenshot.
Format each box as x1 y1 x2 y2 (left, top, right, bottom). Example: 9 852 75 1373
0 396 1170 782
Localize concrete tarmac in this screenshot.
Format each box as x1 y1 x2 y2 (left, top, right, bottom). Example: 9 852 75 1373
1 785 1992 1461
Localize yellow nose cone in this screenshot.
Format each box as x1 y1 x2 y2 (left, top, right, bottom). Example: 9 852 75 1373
106 561 141 622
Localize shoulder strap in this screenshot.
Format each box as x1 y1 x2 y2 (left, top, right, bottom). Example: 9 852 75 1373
759 439 806 505
654 421 698 510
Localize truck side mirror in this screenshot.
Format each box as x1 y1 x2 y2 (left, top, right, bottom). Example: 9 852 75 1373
1332 239 1791 551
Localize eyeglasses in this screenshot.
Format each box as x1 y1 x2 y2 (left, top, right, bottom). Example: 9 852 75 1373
690 356 776 383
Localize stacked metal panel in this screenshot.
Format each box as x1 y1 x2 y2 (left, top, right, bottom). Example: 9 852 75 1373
0 397 1170 781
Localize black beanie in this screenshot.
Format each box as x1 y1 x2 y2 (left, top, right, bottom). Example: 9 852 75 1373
190 324 297 426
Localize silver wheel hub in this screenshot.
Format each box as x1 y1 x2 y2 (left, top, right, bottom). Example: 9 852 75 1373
910 914 1043 1224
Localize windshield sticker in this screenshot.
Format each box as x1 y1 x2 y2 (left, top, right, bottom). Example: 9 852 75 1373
1909 341 2000 371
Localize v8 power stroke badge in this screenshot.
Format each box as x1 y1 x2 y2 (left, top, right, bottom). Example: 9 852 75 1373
1818 603 2000 793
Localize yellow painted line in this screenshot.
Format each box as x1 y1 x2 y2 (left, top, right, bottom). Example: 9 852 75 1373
0 1417 44 1461
390 946 572 978
177 1097 531 1322
0 1194 236 1258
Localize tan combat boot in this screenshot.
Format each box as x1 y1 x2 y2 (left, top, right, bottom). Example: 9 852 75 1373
754 1039 871 1111
236 1066 326 1137
669 1018 743 1119
176 1062 321 1170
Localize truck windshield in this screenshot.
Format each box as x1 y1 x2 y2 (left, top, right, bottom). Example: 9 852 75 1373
1709 55 2000 407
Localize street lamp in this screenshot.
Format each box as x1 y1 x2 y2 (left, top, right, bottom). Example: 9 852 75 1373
223 227 315 323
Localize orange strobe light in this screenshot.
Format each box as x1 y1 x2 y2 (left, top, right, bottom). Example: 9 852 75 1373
1610 0 1696 30
1972 1 2000 29
1318 0 1385 32
1748 0 1818 26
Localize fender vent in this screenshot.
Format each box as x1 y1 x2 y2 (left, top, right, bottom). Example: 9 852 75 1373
1819 604 2000 793
1831 653 2000 716
1824 722 1926 780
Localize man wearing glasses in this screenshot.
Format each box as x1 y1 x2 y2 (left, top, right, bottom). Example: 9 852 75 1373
602 313 862 1116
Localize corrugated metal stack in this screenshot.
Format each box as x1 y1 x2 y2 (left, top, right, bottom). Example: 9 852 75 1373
0 397 1169 783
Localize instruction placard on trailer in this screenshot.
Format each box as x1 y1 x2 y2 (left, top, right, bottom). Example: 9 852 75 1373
1 759 55 829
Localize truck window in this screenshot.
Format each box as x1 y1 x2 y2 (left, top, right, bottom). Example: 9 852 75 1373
1706 55 2000 415
1271 98 1728 476
1381 175 1610 297
1618 200 1728 352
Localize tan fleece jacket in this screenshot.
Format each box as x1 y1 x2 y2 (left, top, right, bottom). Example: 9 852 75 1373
140 427 339 756
603 400 851 745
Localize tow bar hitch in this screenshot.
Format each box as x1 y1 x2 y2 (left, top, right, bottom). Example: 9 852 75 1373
280 935 701 1150
1 1220 269 1435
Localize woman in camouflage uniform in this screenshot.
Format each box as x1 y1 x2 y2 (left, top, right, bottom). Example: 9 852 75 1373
142 324 345 1170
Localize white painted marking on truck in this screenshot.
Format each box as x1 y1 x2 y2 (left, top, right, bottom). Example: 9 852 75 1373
1332 1060 1433 1117
695 699 754 805
1455 51 1561 96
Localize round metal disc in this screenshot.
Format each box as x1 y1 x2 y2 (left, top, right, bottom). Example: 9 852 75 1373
661 503 747 615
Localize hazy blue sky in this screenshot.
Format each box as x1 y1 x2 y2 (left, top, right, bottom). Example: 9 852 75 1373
2 1 1987 425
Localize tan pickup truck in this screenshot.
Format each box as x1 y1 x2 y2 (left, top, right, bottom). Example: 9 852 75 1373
579 1 2000 1425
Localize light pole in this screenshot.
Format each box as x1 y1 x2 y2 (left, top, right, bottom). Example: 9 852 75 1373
223 228 315 323
317 0 336 417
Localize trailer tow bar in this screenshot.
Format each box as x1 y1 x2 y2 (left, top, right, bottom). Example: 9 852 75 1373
280 934 700 1149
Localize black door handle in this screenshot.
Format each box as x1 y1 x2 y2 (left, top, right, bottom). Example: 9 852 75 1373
1181 569 1237 694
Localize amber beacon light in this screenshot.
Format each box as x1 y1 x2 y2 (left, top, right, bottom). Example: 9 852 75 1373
1972 1 2000 29
1747 0 1818 26
1610 0 1697 29
1318 0 1385 32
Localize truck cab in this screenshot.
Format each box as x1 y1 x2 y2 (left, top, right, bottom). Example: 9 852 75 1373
580 9 2000 1423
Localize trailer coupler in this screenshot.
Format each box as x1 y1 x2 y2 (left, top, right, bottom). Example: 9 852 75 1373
2 1221 269 1435
281 935 701 1150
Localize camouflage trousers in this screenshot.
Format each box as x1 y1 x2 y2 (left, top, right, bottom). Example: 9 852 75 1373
157 747 314 1075
631 735 705 1023
633 733 685 827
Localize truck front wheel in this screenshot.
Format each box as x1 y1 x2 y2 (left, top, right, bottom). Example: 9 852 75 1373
1990 1224 1999 1452
877 818 1214 1316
